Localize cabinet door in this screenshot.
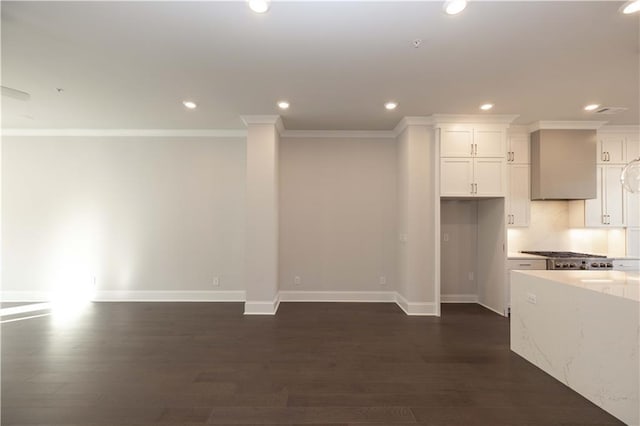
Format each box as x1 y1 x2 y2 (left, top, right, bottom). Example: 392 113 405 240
627 191 640 228
508 164 530 227
627 228 640 257
584 166 604 226
440 158 473 196
474 158 506 196
604 165 625 226
626 136 640 162
599 136 626 164
509 135 530 164
474 129 506 158
441 128 473 157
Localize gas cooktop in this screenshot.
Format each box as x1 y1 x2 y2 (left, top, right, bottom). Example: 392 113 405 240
520 251 613 270
521 251 607 259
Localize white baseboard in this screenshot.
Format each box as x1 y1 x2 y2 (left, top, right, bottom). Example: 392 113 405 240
244 295 280 315
2 289 440 316
95 290 246 302
278 290 396 302
1 290 246 302
394 292 438 316
1 291 52 302
441 294 479 303
478 301 507 317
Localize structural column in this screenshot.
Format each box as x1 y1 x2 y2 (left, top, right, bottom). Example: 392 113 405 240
396 118 439 315
242 116 282 314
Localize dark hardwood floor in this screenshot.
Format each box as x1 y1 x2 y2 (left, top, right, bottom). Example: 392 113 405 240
1 302 623 425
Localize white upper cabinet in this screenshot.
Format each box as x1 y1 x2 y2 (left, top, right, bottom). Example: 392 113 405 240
440 128 475 157
440 126 506 159
506 164 530 227
439 124 507 197
440 158 474 196
598 135 626 164
627 191 639 228
474 158 506 196
604 165 625 226
597 131 640 165
626 136 640 162
507 134 530 164
474 129 506 158
571 165 625 227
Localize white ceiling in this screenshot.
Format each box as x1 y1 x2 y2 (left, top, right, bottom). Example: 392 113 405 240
1 1 638 130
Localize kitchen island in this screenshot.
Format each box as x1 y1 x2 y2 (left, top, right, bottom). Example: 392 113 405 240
511 270 639 425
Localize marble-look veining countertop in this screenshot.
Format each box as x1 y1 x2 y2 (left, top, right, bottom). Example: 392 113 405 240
513 270 640 302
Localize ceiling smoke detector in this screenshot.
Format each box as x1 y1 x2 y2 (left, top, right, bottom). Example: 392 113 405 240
412 39 423 48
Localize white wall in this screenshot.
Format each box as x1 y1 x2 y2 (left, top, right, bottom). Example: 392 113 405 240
2 136 246 299
440 200 477 299
507 201 624 255
278 136 397 292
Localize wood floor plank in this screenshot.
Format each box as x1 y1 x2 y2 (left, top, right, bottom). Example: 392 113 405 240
1 302 624 425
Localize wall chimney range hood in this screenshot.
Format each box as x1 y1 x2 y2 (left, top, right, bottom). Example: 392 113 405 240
530 128 598 200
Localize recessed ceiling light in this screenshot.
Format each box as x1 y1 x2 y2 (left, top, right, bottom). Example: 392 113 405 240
480 103 493 111
385 102 398 110
444 0 467 15
277 101 290 110
623 0 640 14
183 101 197 109
248 0 270 13
584 104 600 111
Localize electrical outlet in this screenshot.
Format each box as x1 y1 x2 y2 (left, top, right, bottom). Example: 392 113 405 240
399 233 408 243
379 276 387 286
526 292 537 304
212 276 220 287
443 233 449 242
294 276 301 286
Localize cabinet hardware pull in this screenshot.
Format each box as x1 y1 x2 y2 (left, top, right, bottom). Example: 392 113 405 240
475 144 478 156
471 183 474 194
519 263 531 266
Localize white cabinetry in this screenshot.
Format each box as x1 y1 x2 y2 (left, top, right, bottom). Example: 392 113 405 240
570 165 626 227
505 132 531 227
612 259 640 271
598 135 626 164
440 158 506 196
440 126 506 197
506 164 530 227
569 129 640 229
507 134 530 164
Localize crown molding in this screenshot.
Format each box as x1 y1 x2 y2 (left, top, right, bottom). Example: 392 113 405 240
281 129 395 139
598 125 640 134
431 114 519 126
393 116 436 136
528 120 608 132
507 124 530 135
240 115 284 135
1 128 247 138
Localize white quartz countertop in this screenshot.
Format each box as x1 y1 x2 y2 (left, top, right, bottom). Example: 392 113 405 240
512 270 640 302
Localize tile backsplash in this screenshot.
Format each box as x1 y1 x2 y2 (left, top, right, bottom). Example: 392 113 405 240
508 201 626 256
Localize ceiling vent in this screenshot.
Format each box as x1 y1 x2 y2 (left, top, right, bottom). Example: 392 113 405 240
593 106 628 115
